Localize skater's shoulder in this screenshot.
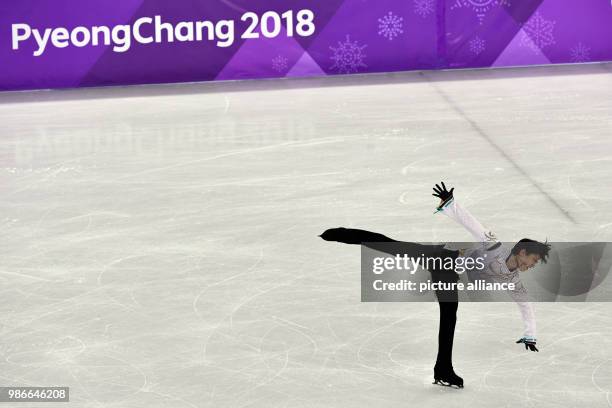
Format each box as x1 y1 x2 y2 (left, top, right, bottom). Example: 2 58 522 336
484 240 508 258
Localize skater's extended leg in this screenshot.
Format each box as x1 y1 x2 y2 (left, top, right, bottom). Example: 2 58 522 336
320 228 450 259
321 227 463 387
320 227 397 245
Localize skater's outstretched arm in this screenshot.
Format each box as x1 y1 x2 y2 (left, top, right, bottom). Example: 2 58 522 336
491 259 538 346
433 182 497 245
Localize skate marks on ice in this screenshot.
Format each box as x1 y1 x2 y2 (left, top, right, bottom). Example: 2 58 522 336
418 71 576 224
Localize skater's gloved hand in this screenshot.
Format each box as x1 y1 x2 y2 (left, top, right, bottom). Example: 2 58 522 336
432 182 454 210
516 336 538 352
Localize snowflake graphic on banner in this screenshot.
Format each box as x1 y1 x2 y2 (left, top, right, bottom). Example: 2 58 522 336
329 35 367 74
469 36 486 55
414 0 435 18
520 12 556 52
271 55 288 73
378 12 404 40
451 0 510 24
570 42 591 63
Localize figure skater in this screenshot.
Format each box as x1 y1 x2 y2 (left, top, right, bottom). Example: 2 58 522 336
320 182 550 388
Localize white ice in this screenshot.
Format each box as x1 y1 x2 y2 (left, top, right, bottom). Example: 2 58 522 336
1 63 612 408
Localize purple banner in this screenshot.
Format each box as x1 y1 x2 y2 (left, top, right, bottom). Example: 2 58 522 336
1 0 611 91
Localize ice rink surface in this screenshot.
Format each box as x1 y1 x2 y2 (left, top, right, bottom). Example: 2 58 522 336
1 63 612 407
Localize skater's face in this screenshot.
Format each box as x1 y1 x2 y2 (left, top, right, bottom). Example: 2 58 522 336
517 250 541 272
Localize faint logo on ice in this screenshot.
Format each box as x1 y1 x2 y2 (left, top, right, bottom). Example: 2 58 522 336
271 55 289 74
569 42 591 63
469 36 486 55
451 0 510 24
329 35 367 74
414 0 435 18
1 217 19 227
11 120 316 163
378 12 404 41
520 12 556 53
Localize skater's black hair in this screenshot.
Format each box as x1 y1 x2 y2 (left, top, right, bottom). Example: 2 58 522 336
511 238 551 263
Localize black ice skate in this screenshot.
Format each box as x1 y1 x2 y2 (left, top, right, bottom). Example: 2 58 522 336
433 365 463 388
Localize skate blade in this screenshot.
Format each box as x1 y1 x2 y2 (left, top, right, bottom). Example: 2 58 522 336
433 380 463 389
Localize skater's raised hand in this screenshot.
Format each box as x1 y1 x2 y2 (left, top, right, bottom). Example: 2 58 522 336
432 182 454 210
516 336 539 352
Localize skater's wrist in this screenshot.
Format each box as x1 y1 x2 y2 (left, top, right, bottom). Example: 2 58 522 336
521 335 536 343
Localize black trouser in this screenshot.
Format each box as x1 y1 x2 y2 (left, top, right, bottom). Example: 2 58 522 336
320 227 459 370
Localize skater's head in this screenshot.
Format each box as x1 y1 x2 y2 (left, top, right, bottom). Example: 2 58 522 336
510 239 551 271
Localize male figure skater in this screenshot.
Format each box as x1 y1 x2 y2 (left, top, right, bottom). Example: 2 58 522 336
320 182 550 388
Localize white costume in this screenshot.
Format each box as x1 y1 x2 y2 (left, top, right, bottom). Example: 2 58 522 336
439 199 536 338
